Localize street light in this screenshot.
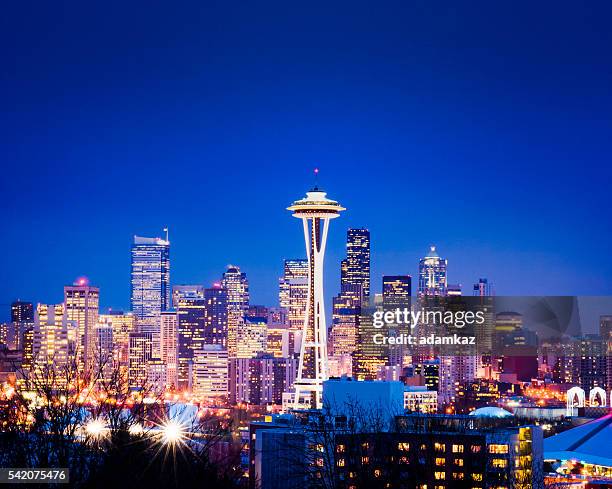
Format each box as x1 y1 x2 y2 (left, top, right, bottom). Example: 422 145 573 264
160 420 184 446
85 418 105 439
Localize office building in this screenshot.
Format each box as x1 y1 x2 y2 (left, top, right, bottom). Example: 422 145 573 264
236 315 267 359
130 234 170 325
340 228 370 304
221 265 249 357
171 284 204 308
33 303 73 374
403 385 438 413
418 245 447 297
382 275 412 307
177 295 207 389
278 259 309 332
203 284 228 346
98 311 135 368
473 278 493 296
192 344 228 402
92 323 114 380
160 310 179 388
11 301 34 324
64 278 99 371
128 332 152 389
229 354 298 406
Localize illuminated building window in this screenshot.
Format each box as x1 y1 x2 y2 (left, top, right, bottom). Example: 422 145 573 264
398 442 410 451
337 459 345 467
491 458 507 468
472 473 483 481
454 458 464 466
316 458 324 467
471 445 481 453
434 442 446 452
452 444 464 453
488 444 509 454
435 458 446 466
399 456 409 464
434 471 445 480
374 469 381 477
452 472 464 480
337 444 346 453
362 456 369 464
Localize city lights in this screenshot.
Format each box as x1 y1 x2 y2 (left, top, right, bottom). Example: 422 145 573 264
159 420 185 446
85 418 106 439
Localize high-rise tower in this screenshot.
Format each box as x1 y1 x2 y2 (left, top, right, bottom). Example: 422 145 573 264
221 265 249 357
340 228 370 303
287 185 345 409
130 234 170 325
64 278 99 371
278 259 309 331
418 245 448 297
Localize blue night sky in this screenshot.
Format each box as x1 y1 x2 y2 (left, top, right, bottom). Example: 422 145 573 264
2 1 612 323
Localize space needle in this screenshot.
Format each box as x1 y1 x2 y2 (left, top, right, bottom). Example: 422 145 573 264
287 170 345 409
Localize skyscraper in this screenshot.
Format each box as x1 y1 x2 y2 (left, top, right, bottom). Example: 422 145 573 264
177 295 207 389
128 332 152 389
473 278 493 296
130 234 170 325
92 323 114 380
7 301 35 353
160 310 179 388
221 265 249 357
98 311 135 368
192 344 229 402
382 276 412 307
204 284 228 347
64 278 99 371
171 284 204 308
236 315 267 359
418 245 448 297
340 228 370 303
287 185 345 409
33 303 73 375
329 229 371 373
11 301 34 323
278 259 309 331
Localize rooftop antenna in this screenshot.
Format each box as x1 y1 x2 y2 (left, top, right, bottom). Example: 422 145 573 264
163 227 169 242
313 167 319 190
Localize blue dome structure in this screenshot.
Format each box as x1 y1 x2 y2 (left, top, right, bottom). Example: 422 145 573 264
469 407 514 418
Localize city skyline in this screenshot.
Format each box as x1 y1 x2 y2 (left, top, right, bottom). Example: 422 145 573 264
4 2 612 317
4 3 612 486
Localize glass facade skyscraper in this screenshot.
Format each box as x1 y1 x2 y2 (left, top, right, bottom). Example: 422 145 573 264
340 228 370 303
278 259 309 332
221 265 249 357
417 245 447 297
130 235 170 324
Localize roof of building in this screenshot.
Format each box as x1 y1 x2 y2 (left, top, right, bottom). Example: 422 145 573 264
544 413 612 467
469 407 514 418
